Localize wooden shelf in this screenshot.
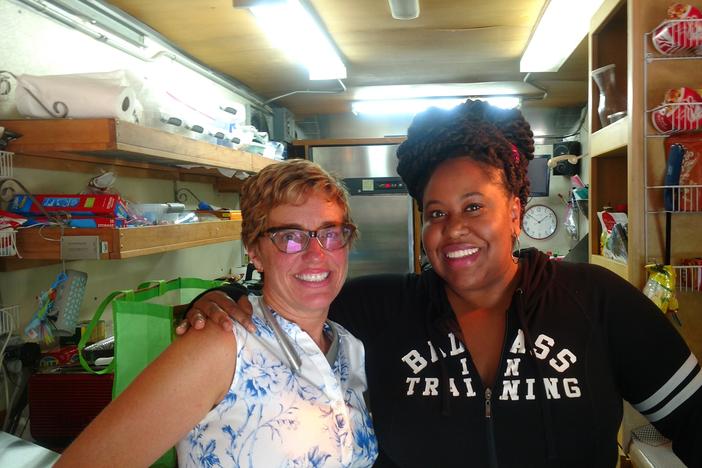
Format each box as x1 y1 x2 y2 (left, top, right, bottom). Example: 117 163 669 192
590 0 626 35
588 0 636 284
11 220 241 260
0 118 276 173
590 116 629 158
590 254 629 280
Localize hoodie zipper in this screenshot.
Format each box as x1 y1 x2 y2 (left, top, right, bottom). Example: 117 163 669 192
484 309 515 468
485 388 492 418
485 387 498 468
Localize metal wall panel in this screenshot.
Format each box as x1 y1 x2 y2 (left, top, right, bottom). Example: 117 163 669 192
311 145 400 178
311 144 413 277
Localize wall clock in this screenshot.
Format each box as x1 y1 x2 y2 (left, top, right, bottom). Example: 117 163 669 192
523 204 558 240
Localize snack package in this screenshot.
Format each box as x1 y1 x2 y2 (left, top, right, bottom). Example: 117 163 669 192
0 210 27 229
664 133 702 211
680 258 702 290
652 3 702 54
643 264 679 313
607 223 629 262
39 345 79 369
664 143 685 210
597 211 629 262
652 87 702 134
564 204 577 239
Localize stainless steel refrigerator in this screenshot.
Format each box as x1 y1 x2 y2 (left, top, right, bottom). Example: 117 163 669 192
310 144 415 277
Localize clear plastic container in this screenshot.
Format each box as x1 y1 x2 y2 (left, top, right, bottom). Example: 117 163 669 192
591 64 626 128
131 203 190 225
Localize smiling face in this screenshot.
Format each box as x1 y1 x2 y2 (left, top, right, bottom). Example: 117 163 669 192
248 192 349 320
421 156 522 297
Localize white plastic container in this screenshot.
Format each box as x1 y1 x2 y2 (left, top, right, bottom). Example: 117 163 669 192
0 229 17 257
131 203 194 225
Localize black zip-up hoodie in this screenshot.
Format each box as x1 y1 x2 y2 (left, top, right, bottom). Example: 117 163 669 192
208 249 702 467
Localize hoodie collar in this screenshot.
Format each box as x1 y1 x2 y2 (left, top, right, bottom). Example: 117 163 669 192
511 248 555 316
422 247 553 321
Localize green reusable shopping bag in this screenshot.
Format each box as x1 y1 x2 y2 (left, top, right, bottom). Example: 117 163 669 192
78 277 227 468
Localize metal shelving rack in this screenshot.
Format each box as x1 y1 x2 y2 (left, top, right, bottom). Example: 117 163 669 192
643 17 702 292
0 149 21 429
0 150 17 257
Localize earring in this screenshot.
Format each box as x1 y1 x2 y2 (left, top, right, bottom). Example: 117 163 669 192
512 232 521 264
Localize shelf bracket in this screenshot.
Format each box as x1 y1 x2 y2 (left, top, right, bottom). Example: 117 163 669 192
0 177 69 225
0 70 69 118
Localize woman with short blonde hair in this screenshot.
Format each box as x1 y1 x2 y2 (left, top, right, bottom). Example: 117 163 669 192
56 159 377 468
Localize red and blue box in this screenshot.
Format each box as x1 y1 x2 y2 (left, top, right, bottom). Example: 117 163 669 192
24 216 128 228
10 194 130 219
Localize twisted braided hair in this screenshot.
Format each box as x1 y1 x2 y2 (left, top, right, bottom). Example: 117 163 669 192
396 99 534 221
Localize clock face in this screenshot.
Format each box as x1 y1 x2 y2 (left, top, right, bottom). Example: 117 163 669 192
523 204 558 240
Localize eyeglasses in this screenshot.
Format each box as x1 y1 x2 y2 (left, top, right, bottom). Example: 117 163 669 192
263 224 355 254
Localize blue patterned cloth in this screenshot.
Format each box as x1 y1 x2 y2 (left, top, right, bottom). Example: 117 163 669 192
176 295 378 467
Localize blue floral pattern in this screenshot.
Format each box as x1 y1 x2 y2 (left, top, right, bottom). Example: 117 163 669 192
176 295 378 467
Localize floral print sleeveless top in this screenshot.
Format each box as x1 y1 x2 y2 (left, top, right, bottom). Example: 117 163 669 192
176 295 378 467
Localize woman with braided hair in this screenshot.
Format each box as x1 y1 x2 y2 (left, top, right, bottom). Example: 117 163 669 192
183 99 702 467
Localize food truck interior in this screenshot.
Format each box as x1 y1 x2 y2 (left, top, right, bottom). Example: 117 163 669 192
0 1 701 466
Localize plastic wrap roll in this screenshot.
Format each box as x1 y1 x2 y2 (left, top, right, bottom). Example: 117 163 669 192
15 73 140 121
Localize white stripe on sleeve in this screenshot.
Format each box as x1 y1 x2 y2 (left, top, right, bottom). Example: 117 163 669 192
633 353 698 413
646 371 702 422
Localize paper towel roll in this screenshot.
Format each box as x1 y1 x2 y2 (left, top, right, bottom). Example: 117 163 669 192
15 73 139 121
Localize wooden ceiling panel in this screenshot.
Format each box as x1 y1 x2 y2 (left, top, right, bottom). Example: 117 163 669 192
340 28 528 62
107 0 588 116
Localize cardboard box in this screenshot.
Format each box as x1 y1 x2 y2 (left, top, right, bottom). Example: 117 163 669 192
10 194 130 219
195 209 242 220
25 216 128 228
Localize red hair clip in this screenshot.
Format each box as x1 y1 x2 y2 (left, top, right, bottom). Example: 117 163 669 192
511 144 521 163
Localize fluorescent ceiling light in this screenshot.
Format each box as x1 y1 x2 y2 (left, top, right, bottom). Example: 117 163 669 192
353 98 465 115
48 0 145 47
520 0 605 72
352 97 520 115
484 96 521 110
388 0 420 20
248 1 346 80
353 82 544 101
19 0 147 52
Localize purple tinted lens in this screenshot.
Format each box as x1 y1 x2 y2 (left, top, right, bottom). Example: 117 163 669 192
271 226 350 253
284 239 304 253
320 227 345 250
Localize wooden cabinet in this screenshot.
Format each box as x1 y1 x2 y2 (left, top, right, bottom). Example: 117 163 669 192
588 0 683 288
588 0 636 283
589 0 702 293
589 0 702 423
0 118 275 267
589 5 702 461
